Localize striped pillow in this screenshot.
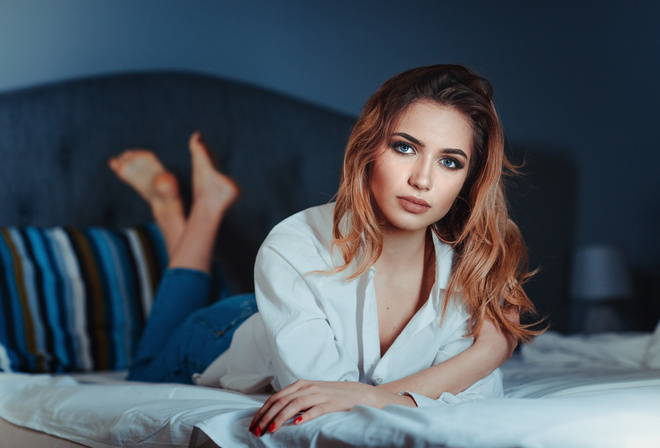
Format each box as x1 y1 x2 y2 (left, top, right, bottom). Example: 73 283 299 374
0 223 167 373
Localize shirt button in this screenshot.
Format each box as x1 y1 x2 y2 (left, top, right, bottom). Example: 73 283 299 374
374 377 383 385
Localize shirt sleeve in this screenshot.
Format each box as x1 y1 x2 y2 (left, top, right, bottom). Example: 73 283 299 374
401 368 504 407
254 241 360 390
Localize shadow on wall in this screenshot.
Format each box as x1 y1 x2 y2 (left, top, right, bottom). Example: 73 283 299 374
507 143 578 334
636 206 660 331
638 269 660 332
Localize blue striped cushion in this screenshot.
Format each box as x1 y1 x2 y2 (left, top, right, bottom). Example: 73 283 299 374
0 223 167 373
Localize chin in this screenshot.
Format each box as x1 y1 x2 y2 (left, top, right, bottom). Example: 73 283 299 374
382 215 435 234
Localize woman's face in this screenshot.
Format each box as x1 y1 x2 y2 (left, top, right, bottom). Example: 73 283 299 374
369 100 473 235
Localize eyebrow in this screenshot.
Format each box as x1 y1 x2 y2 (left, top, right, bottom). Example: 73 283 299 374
392 132 469 160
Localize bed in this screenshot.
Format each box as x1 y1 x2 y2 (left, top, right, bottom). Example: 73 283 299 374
1 71 658 447
1 330 659 447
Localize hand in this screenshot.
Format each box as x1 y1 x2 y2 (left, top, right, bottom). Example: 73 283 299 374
248 379 414 436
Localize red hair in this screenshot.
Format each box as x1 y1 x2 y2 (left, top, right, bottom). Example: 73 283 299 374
332 64 541 342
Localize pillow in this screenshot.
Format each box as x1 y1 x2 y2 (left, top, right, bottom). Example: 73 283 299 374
0 223 167 373
644 320 660 368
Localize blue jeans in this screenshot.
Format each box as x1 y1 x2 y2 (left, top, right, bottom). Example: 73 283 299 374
128 268 258 384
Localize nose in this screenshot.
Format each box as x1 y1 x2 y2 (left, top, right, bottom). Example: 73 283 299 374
408 157 432 190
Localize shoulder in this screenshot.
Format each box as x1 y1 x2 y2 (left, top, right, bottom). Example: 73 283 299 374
257 203 338 271
264 203 335 249
269 203 335 240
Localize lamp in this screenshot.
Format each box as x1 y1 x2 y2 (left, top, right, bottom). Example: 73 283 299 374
570 244 634 333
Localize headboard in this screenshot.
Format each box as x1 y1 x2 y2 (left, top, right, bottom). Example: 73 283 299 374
0 72 355 293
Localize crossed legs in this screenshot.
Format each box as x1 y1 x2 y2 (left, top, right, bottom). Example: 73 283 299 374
109 131 240 270
109 132 252 383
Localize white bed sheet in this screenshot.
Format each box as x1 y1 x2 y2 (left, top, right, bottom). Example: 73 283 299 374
0 372 266 448
197 358 660 448
1 332 659 448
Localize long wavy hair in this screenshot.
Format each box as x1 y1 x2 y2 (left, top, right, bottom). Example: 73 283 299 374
332 64 540 342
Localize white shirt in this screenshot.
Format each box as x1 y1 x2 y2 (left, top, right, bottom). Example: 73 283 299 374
194 203 502 406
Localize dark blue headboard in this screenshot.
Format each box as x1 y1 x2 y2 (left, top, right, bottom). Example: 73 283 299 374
0 72 356 293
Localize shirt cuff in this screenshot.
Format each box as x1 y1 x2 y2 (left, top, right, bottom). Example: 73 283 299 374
399 368 504 407
399 391 445 407
400 389 493 407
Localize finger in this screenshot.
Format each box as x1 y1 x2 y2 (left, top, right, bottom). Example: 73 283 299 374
249 380 307 432
251 382 313 435
266 393 326 433
250 394 281 431
291 403 330 426
257 390 320 435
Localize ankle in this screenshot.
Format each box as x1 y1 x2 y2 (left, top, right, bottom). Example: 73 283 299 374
190 195 228 223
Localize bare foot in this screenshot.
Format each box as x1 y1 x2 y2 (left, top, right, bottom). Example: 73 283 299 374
108 150 185 254
156 133 241 272
188 132 241 217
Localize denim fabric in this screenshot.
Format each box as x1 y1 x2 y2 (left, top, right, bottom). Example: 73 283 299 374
128 268 257 384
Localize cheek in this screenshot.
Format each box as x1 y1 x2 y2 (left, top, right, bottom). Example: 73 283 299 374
434 176 468 210
367 164 384 208
368 166 379 196
369 160 392 194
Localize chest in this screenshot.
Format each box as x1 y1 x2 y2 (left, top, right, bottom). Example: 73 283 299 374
373 264 435 356
312 265 460 384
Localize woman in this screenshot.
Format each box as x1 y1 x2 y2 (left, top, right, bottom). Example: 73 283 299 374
109 64 539 437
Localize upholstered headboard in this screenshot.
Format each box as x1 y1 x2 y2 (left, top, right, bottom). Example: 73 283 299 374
0 72 355 293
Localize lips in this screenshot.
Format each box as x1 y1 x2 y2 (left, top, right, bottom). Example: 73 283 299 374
397 196 431 214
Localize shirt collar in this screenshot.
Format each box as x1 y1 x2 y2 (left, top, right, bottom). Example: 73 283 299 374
431 232 454 292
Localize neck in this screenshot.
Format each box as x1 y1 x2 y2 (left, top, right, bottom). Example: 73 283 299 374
375 226 433 273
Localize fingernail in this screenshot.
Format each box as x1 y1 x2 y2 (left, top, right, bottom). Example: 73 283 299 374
253 426 262 437
268 422 276 433
294 416 303 425
249 422 255 432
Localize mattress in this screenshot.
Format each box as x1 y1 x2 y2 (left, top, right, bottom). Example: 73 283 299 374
1 332 659 448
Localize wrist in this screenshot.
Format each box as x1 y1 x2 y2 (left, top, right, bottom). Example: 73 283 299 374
371 385 415 408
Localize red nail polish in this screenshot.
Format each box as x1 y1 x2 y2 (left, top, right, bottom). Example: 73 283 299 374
268 422 276 432
254 426 262 437
294 416 303 425
249 422 255 432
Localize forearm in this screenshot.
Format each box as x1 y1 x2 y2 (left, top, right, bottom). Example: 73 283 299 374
378 344 496 399
378 320 515 400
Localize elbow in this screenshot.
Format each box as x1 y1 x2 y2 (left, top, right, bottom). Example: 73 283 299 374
473 322 518 366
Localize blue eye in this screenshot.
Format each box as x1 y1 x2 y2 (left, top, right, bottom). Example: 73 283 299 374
391 142 415 154
440 157 463 170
